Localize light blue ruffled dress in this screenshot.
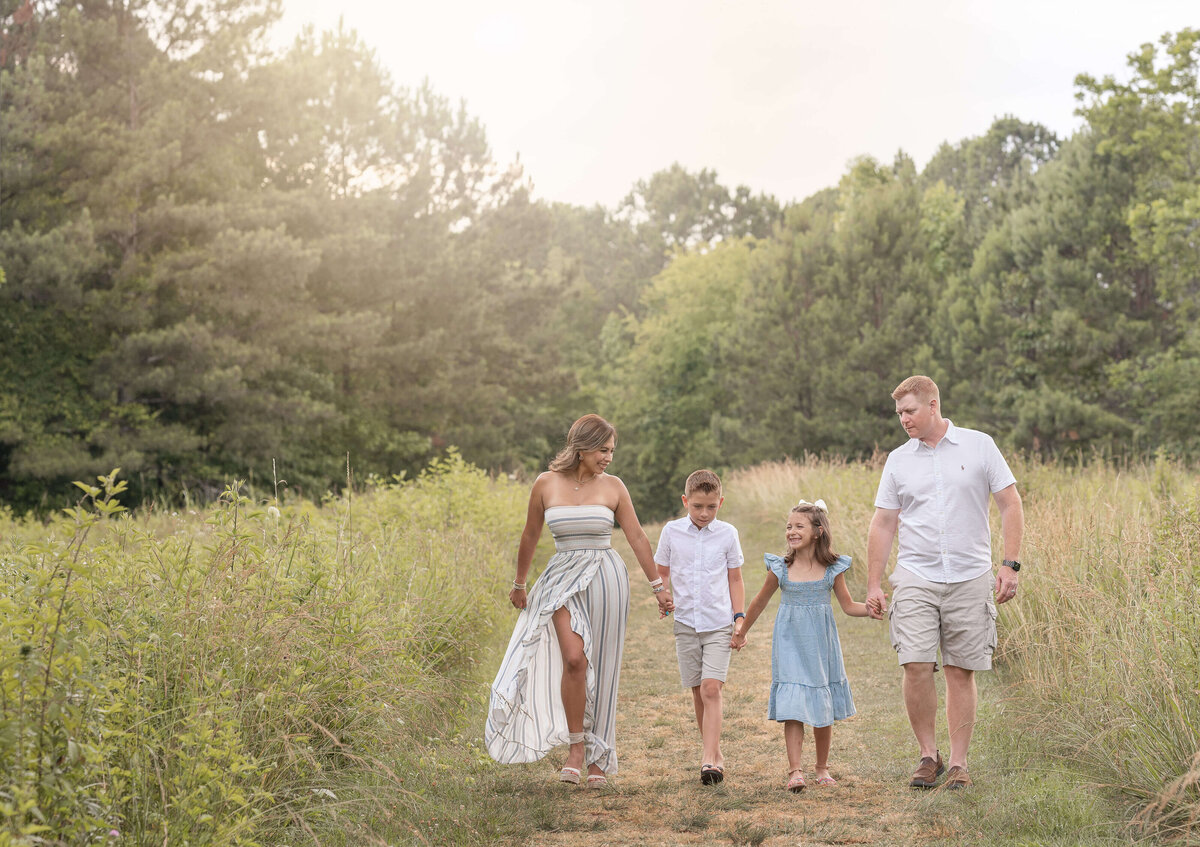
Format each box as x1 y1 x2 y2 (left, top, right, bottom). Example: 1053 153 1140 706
765 552 856 727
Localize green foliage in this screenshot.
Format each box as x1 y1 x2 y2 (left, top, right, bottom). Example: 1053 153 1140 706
3 9 1199 529
0 461 526 844
618 162 783 251
609 241 757 517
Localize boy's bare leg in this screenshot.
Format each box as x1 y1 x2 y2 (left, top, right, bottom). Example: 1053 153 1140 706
691 685 704 735
699 678 724 768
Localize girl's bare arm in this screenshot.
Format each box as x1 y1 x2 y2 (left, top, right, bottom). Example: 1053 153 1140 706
732 571 779 647
832 572 869 617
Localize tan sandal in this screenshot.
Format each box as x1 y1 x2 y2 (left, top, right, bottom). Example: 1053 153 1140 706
559 766 581 784
586 773 608 789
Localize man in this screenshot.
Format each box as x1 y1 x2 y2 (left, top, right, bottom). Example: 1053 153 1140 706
866 375 1024 790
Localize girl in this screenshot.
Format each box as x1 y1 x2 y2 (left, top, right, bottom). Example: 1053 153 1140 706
731 499 868 792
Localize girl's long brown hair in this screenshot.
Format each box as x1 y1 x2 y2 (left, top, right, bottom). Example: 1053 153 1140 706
783 502 839 567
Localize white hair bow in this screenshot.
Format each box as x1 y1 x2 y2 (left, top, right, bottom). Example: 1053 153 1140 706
797 498 827 512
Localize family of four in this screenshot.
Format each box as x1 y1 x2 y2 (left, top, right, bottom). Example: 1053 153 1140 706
485 375 1025 792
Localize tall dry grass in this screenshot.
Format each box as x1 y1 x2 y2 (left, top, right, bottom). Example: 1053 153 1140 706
725 455 1200 840
723 455 884 593
1003 457 1200 840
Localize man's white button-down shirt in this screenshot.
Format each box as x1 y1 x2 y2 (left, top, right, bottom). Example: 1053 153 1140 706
874 420 1016 584
654 517 744 632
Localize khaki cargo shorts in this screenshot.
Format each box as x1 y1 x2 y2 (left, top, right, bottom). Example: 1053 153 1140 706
674 620 733 687
887 569 997 671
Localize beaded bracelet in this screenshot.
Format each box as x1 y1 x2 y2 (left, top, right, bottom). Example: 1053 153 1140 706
512 581 527 591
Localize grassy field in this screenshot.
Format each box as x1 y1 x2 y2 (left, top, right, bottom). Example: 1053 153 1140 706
2 455 1197 845
466 457 1200 846
1 454 528 845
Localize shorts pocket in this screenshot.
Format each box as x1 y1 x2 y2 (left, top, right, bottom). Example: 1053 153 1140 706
888 603 901 654
984 600 998 656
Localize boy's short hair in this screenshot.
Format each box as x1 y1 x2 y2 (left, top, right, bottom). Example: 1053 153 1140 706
891 375 940 404
684 469 722 498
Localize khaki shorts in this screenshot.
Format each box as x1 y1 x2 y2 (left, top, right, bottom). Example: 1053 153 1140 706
674 620 733 687
888 570 997 671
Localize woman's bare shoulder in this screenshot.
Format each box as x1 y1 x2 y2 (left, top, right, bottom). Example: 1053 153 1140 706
531 471 560 488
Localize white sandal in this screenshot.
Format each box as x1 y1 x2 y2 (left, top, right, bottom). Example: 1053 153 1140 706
560 731 586 784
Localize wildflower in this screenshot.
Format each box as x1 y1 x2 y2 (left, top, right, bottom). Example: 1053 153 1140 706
267 505 281 520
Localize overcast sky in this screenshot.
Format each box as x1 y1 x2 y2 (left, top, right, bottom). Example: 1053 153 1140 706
274 1 1197 209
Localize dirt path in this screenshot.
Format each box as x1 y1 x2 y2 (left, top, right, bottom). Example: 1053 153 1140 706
508 532 993 846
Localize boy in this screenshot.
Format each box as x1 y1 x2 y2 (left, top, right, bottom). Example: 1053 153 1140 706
654 469 745 785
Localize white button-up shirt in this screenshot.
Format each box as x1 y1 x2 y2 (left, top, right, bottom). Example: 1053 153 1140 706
654 517 744 632
874 420 1016 584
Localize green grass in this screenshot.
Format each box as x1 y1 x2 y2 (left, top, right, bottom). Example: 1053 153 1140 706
721 456 1200 845
0 454 527 845
4 453 1197 845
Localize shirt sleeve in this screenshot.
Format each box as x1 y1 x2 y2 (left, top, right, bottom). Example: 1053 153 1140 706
764 553 785 580
653 523 672 567
874 455 902 510
984 436 1017 493
726 526 744 569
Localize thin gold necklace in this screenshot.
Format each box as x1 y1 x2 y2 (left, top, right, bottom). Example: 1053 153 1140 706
573 471 599 491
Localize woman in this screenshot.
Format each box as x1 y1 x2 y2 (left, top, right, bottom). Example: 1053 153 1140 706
485 414 673 787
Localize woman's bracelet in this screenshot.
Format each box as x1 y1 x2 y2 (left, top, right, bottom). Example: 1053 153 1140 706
649 576 665 594
512 581 527 591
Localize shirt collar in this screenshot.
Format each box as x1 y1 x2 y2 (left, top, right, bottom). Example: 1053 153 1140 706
908 419 958 452
685 519 712 533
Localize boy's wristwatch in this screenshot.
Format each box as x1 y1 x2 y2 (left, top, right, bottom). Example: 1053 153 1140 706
1001 559 1021 572
733 612 745 622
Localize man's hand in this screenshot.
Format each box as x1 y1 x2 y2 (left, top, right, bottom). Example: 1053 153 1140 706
866 586 888 620
995 567 1019 604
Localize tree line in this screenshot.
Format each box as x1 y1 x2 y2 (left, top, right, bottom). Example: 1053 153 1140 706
1 2 1196 517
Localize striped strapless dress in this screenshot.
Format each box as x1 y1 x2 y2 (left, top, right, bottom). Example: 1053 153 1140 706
485 505 631 773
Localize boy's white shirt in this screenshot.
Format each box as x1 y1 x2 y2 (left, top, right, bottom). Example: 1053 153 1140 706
654 517 744 632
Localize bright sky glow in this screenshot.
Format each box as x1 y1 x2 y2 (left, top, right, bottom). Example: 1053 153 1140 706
275 1 1198 208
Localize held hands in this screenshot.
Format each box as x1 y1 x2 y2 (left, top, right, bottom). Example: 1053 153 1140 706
655 589 675 619
865 586 888 620
730 622 747 651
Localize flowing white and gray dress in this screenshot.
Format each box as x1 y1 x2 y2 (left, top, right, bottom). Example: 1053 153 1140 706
486 505 631 773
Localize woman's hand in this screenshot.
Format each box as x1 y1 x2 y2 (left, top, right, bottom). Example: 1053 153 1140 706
655 589 674 618
509 587 527 609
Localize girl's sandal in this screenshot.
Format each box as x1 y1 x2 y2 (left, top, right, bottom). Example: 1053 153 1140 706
815 775 837 786
559 766 581 784
586 773 608 790
786 768 806 793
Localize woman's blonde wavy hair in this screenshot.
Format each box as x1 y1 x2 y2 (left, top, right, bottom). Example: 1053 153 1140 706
548 414 617 472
